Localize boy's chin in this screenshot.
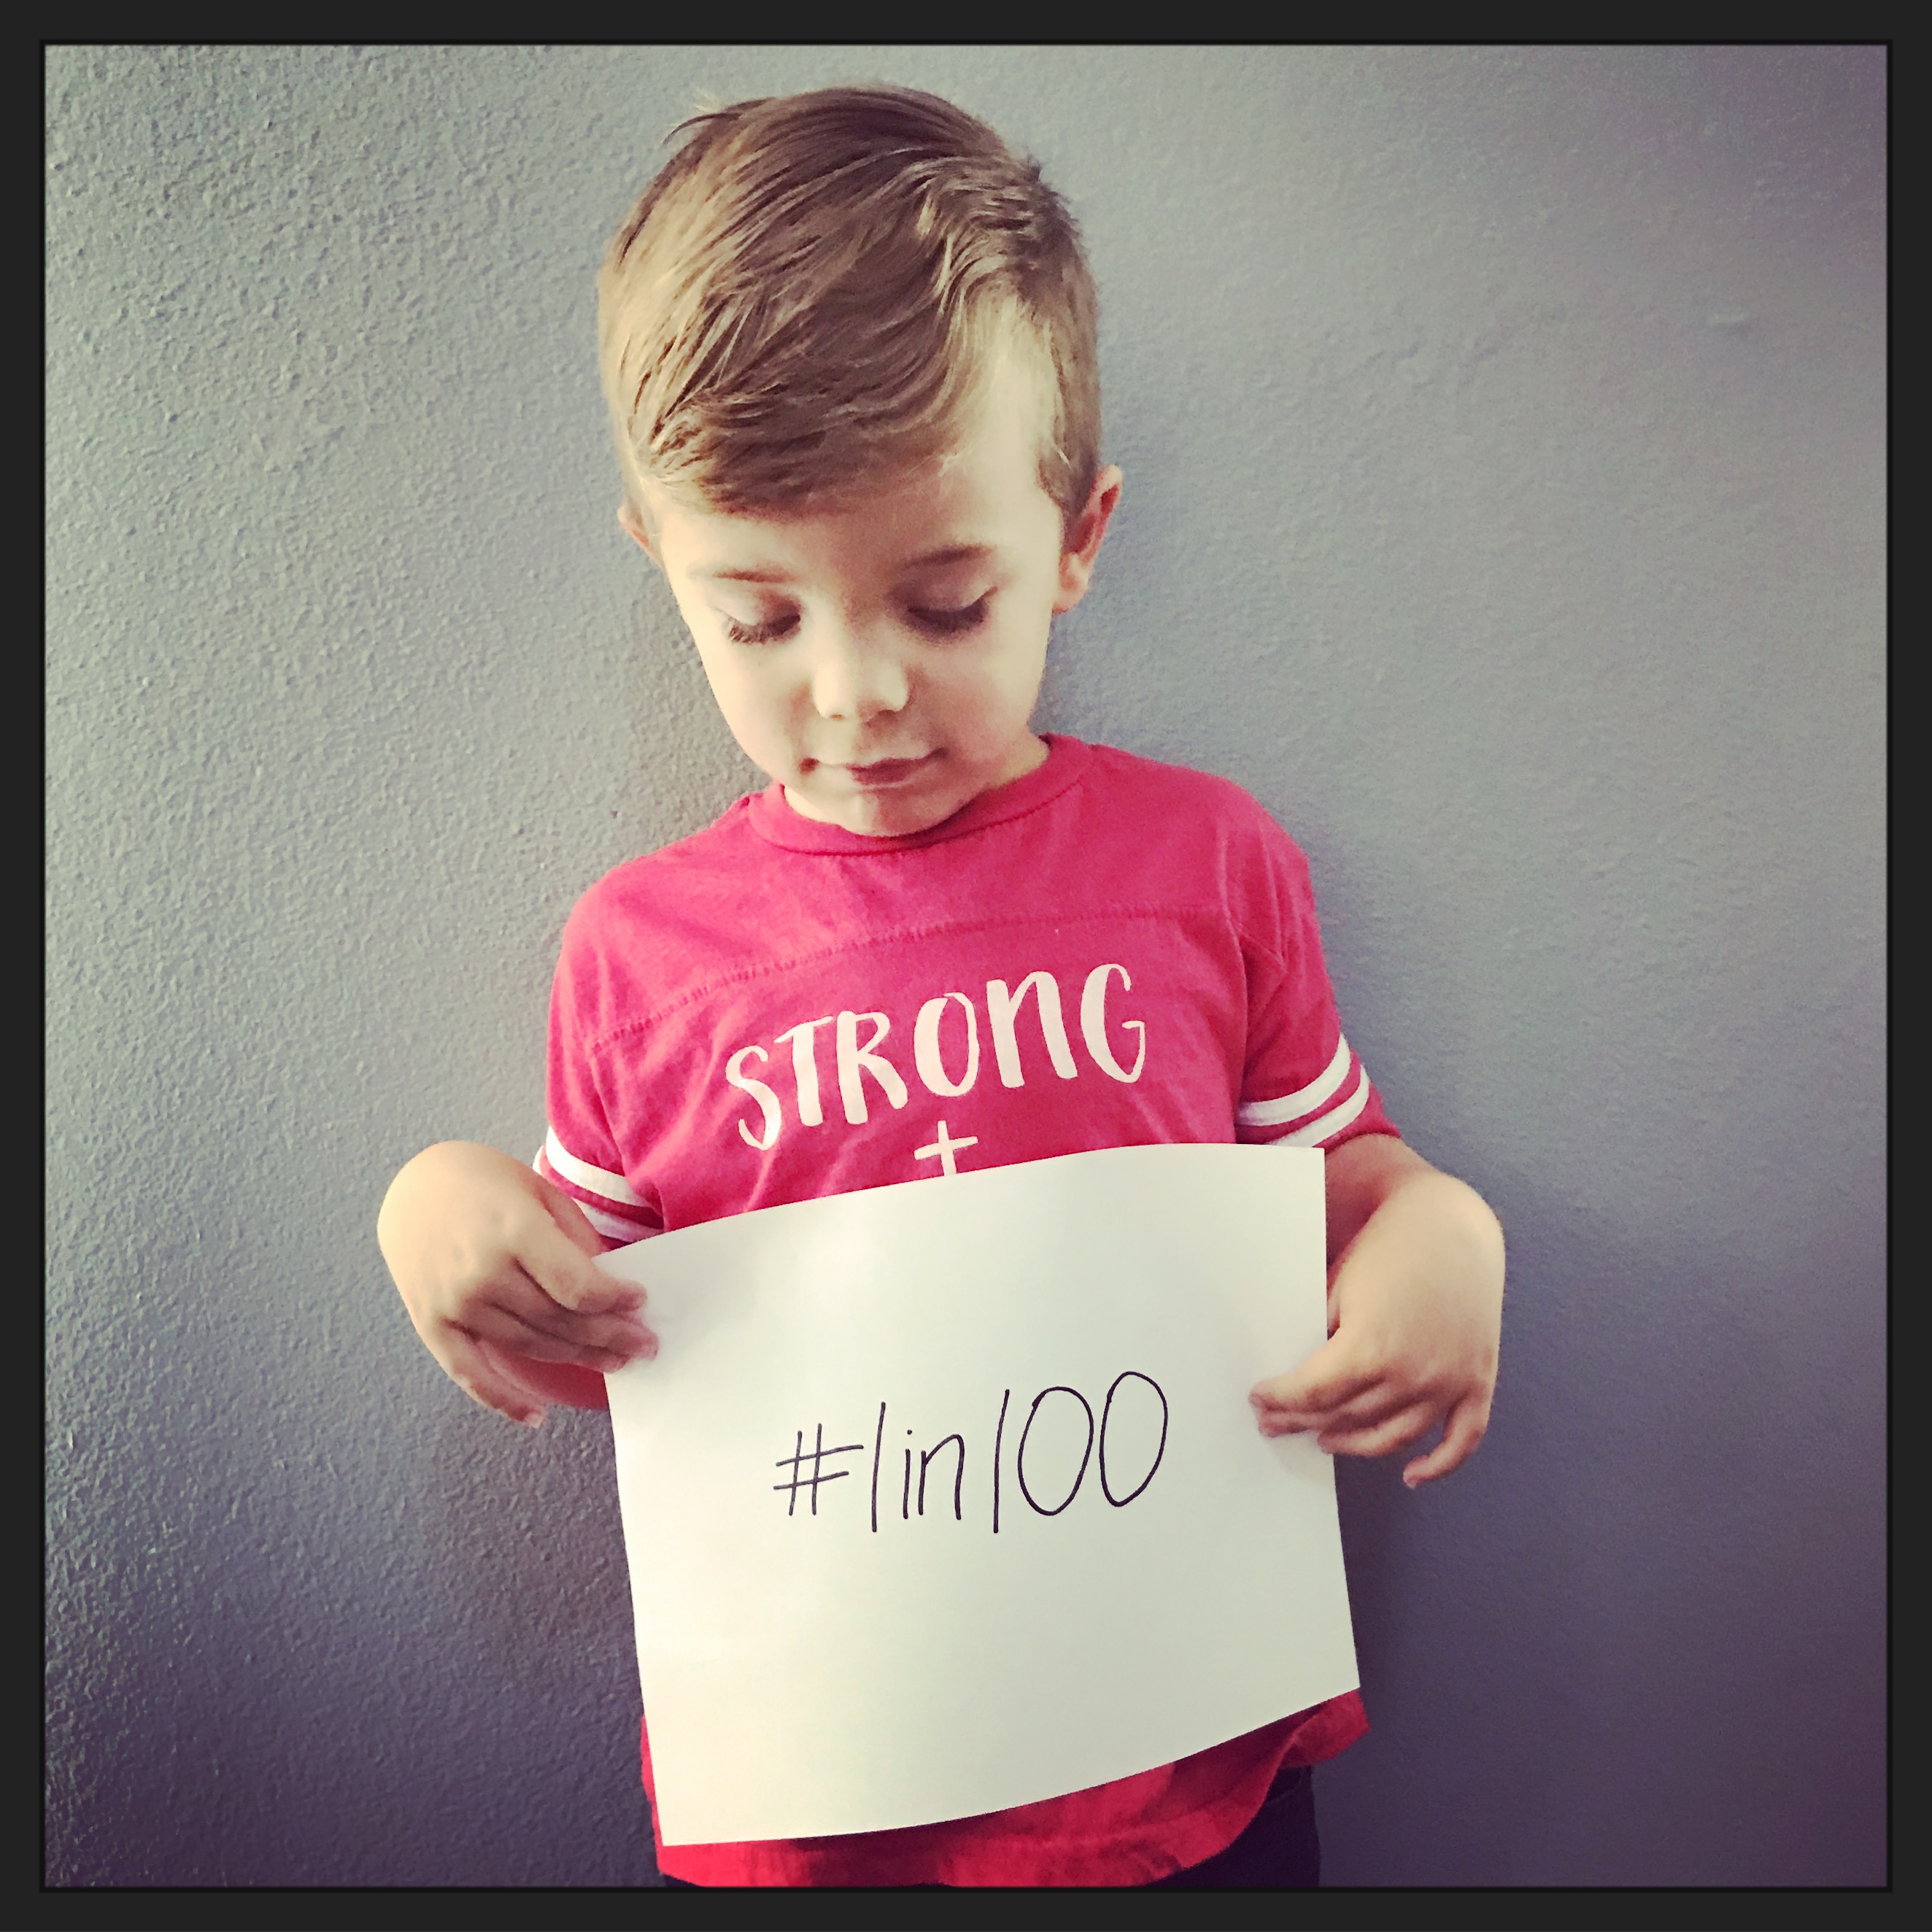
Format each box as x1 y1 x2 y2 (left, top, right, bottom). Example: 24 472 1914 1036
779 735 1046 838
783 775 965 840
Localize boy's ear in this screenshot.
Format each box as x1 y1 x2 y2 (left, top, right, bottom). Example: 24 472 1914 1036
1053 465 1123 614
617 498 658 561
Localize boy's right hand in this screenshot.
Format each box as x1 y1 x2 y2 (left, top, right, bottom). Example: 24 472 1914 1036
376 1140 657 1426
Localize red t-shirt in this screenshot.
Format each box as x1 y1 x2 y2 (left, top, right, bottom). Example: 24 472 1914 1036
534 736 1391 1885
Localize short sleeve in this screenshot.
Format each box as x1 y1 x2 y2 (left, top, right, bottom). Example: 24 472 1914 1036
539 898 665 1246
1231 811 1399 1152
493 907 665 1415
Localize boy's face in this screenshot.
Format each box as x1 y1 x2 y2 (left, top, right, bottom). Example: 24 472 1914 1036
628 363 1120 838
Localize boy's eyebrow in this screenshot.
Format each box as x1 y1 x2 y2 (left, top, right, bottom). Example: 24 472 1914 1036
693 544 997 586
899 543 997 571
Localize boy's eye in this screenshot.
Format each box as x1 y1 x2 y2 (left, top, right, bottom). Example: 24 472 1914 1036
716 596 990 645
719 611 799 646
910 595 992 637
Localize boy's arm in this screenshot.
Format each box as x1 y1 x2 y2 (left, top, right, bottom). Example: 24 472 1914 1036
377 1140 657 1426
1250 1134 1503 1486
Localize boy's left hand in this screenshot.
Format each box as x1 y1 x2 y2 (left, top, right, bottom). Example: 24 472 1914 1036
1249 1137 1504 1487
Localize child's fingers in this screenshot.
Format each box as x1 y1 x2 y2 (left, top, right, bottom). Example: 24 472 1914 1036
1250 1339 1379 1424
1315 1401 1437 1459
504 1265 656 1354
518 1190 652 1319
1255 1376 1411 1440
433 1327 552 1427
1400 1394 1492 1488
480 1210 656 1349
529 1176 614 1261
458 1291 654 1369
406 1249 645 1363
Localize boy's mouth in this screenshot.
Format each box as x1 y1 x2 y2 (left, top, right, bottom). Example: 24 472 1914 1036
840 754 936 789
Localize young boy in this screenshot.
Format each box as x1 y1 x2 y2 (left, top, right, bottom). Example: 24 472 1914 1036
378 84 1504 1889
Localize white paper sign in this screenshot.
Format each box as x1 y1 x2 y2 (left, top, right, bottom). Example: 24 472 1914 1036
599 1142 1356 1846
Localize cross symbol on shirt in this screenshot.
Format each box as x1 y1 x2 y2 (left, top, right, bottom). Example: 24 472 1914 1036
914 1119 978 1177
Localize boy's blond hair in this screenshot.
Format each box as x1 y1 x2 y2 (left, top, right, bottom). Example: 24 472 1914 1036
598 85 1100 531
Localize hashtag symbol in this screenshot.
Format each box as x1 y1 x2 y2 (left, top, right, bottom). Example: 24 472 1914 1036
773 1423 868 1518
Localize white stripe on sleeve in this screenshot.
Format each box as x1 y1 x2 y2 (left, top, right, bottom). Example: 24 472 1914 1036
1275 1067 1372 1146
582 1203 656 1243
1237 1035 1353 1129
543 1127 648 1208
533 1146 653 1241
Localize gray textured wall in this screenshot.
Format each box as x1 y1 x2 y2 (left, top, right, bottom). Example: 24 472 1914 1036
46 46 1884 1888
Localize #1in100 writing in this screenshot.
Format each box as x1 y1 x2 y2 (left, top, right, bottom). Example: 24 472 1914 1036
774 1372 1171 1533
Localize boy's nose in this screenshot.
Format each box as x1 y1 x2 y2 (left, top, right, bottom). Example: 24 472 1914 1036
809 635 911 723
